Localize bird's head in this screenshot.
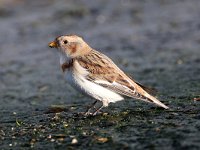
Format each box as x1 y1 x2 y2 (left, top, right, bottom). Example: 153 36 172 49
48 34 91 58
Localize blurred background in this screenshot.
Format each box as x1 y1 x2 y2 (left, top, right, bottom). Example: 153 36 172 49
0 0 200 149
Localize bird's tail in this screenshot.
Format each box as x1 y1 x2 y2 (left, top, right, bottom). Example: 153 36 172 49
132 83 169 109
142 91 169 109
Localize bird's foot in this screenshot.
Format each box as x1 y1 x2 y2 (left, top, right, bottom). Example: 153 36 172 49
92 105 104 116
84 100 98 116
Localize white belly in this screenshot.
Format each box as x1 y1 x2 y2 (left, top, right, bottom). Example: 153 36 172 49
64 61 124 106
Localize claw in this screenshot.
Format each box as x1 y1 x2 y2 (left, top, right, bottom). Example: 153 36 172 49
92 105 104 116
84 100 98 115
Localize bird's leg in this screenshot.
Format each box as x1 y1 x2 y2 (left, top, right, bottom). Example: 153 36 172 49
92 100 108 116
92 104 104 116
84 100 98 116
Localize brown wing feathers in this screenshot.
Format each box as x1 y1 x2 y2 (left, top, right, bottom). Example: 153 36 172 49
75 50 156 104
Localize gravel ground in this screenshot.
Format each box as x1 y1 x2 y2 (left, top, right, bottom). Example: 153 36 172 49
0 0 200 149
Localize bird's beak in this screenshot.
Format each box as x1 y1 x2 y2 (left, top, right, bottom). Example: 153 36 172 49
48 41 58 48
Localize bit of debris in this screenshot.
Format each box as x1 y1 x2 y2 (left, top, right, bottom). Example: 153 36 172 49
16 119 23 126
96 137 108 143
193 98 200 101
71 138 78 144
39 85 49 92
46 105 68 114
47 135 52 139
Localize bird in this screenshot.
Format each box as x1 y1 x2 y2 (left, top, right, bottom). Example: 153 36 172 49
48 34 169 115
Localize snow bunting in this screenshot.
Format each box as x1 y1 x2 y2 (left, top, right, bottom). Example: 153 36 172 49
49 34 169 115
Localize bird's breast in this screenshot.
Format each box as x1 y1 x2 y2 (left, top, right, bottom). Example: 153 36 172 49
64 60 88 91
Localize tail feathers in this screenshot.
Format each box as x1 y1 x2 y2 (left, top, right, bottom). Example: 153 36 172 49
131 90 169 109
142 92 169 109
135 81 158 95
126 75 168 109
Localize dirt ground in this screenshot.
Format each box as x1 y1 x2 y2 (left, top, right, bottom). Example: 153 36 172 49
0 0 200 149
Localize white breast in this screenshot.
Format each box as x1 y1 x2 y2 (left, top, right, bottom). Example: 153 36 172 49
64 60 124 107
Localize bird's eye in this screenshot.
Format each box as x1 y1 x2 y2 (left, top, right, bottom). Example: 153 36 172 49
63 40 68 44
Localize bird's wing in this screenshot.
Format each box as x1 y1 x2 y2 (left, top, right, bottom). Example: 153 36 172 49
76 50 168 109
76 50 151 99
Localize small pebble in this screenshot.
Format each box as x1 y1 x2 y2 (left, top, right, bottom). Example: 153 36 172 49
71 138 78 144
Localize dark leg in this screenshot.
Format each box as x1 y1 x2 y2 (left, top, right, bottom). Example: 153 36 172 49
84 100 98 116
92 104 104 116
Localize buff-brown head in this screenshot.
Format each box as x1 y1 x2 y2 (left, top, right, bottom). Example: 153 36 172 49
49 35 91 58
